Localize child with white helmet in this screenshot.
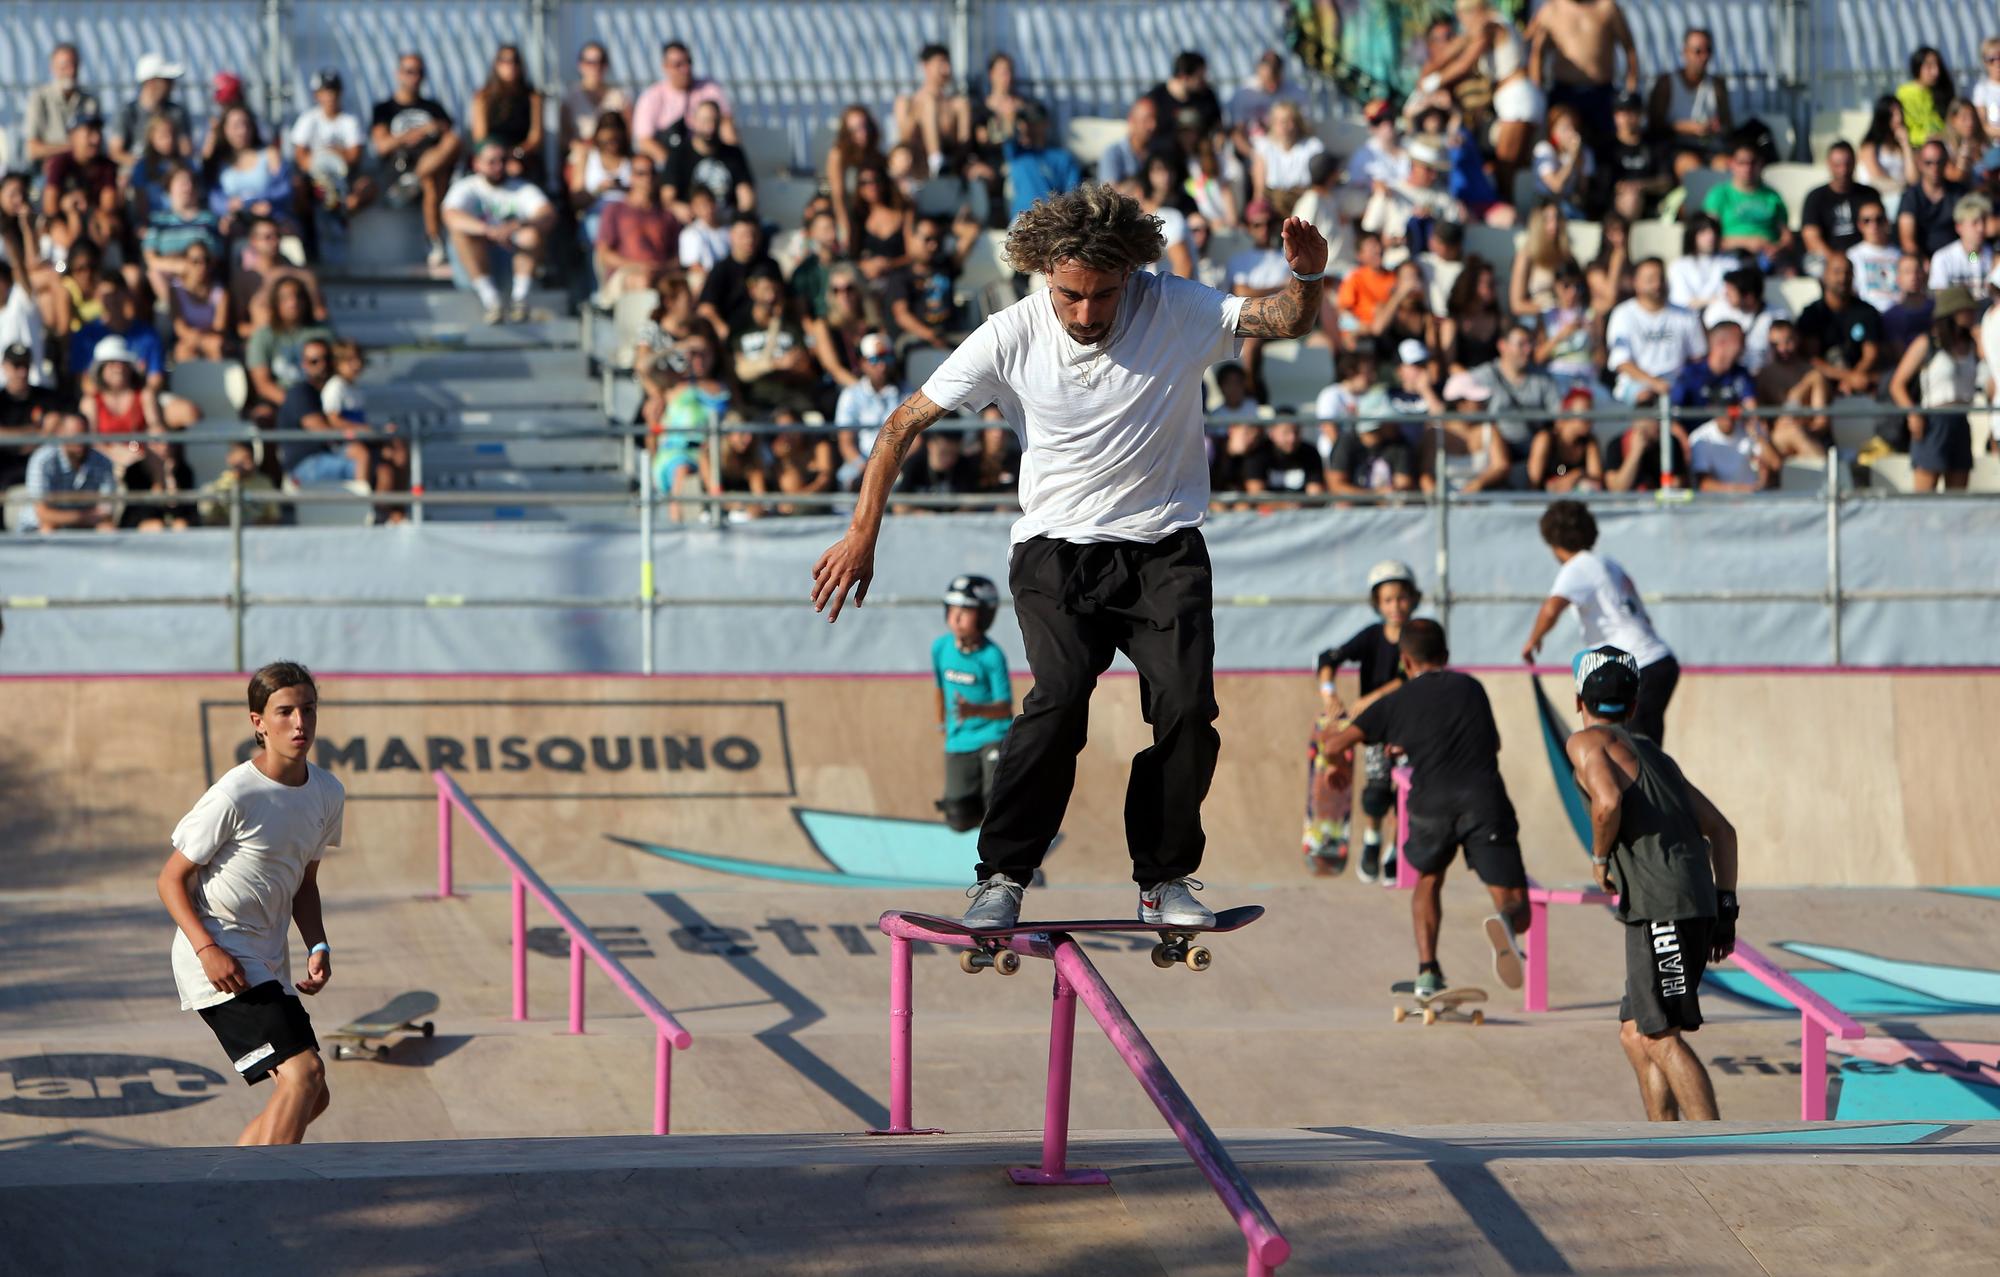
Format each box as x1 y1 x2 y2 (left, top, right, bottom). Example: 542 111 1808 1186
1309 559 1422 880
932 574 1013 831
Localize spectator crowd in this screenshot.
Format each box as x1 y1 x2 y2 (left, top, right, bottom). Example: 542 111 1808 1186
10 15 2000 533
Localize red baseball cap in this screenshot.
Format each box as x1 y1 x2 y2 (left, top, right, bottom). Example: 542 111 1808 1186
213 71 244 105
1561 386 1595 410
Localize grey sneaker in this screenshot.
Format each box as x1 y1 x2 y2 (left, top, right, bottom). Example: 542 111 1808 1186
427 238 448 269
1138 877 1214 927
962 875 1024 929
1485 914 1524 990
482 303 506 326
506 299 531 323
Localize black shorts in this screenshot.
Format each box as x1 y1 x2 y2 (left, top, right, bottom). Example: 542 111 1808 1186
1401 806 1527 888
1632 655 1680 745
1620 917 1713 1035
198 980 319 1085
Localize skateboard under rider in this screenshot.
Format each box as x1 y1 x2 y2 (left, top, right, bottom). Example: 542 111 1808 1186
1388 980 1488 1026
889 906 1265 974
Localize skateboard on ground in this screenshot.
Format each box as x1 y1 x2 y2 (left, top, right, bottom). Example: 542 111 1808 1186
1303 711 1354 875
1389 981 1488 1026
894 906 1264 974
328 990 439 1059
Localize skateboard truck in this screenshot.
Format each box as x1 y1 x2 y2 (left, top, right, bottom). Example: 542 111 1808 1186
959 946 1024 975
1148 932 1213 971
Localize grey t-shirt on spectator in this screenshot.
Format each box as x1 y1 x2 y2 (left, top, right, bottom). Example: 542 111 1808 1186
1470 362 1560 456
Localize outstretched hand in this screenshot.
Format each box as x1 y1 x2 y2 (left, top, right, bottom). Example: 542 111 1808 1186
1280 216 1329 278
811 527 877 623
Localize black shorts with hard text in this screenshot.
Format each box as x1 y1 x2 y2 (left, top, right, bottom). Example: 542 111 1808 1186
198 980 319 1085
1400 806 1527 889
1620 917 1713 1035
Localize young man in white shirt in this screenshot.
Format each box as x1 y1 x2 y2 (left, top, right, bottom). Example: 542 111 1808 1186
289 69 376 217
1521 499 1680 742
157 661 343 1145
1604 256 1707 404
441 138 555 323
812 183 1329 928
1925 194 1994 299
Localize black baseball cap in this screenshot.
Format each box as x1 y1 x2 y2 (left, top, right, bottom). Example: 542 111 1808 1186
310 68 343 92
1574 645 1642 717
2 343 30 366
1614 91 1644 114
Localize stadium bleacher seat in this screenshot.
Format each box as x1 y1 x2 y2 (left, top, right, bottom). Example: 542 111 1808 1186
1566 220 1603 264
757 177 821 233
1762 163 1827 229
735 123 794 176
1679 169 1727 216
610 290 660 370
903 345 950 389
1774 275 1823 316
1065 117 1127 170
1259 340 1334 412
915 177 991 225
1317 117 1370 158
957 229 1016 310
1463 223 1519 283
1629 219 1683 264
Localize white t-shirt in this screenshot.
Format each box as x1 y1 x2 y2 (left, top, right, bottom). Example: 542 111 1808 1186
678 221 730 273
323 374 366 423
1551 550 1670 666
1253 134 1325 189
1846 242 1902 313
1313 383 1359 462
1605 299 1707 397
1688 421 1764 487
835 377 906 459
1225 246 1290 293
442 173 552 226
920 270 1245 544
1928 242 1994 298
1667 253 1739 310
1974 80 2000 134
168 760 345 1012
288 109 363 171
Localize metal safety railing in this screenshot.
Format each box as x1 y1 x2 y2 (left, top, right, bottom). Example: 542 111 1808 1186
5 399 1996 673
1520 881 1865 1121
874 910 1290 1275
432 770 693 1134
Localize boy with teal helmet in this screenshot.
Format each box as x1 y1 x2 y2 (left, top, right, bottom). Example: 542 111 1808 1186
933 574 1013 831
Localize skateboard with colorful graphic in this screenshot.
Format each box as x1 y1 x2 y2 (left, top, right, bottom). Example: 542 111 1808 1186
1303 710 1354 875
1389 981 1487 1026
328 990 439 1059
891 906 1264 974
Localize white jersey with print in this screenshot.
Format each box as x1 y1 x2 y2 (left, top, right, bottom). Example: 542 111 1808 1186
441 173 551 226
1550 549 1671 667
168 760 345 1011
920 270 1244 545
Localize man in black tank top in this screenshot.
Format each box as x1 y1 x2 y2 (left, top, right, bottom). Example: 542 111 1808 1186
1566 645 1741 1122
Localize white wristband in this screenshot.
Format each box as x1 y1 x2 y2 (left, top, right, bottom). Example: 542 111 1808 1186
1292 269 1326 282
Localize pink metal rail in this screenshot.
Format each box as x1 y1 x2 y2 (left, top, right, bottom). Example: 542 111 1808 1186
433 770 694 1133
876 912 1291 1276
1521 881 1865 1120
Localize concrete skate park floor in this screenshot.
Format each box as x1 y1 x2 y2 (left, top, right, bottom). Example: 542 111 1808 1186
4 671 1999 1271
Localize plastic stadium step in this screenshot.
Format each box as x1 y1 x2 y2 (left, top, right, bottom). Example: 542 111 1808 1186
422 437 628 471
335 316 583 351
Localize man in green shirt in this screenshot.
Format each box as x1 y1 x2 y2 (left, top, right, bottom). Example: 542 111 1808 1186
1701 143 1792 269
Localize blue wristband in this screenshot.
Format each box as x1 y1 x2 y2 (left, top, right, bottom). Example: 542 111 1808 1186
1291 269 1326 282
309 942 330 956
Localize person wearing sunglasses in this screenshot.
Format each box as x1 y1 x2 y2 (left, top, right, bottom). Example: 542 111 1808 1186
560 41 631 183
1895 140 1966 258
1844 198 1903 313
1798 141 1881 270
370 53 461 269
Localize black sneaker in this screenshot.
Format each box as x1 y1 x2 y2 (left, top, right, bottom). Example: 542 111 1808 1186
1358 840 1382 884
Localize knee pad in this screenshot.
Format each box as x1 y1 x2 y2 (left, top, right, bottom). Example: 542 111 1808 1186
939 796 984 833
1361 778 1395 820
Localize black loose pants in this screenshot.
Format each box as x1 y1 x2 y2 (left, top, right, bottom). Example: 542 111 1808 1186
975 529 1221 887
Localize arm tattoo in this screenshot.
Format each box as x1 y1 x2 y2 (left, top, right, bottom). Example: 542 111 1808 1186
1236 276 1323 339
853 393 949 523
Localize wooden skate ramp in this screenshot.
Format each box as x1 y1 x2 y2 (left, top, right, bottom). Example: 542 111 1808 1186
3 1124 1995 1275
0 669 1994 894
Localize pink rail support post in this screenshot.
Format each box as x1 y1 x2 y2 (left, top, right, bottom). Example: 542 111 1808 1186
870 933 941 1135
879 913 1290 1274
434 771 693 1134
1521 882 1865 1120
1010 968 1108 1186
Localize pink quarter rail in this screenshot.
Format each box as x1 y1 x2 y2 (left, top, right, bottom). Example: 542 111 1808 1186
877 913 1291 1276
1521 882 1865 1120
433 771 694 1134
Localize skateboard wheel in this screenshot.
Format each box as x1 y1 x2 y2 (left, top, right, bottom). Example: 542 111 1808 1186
1422 1008 1438 1026
1393 1006 1407 1023
421 1021 435 1037
1184 946 1212 972
1471 1010 1485 1026
374 1045 389 1058
1150 944 1176 969
959 951 983 975
333 1045 348 1059
995 951 1022 976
